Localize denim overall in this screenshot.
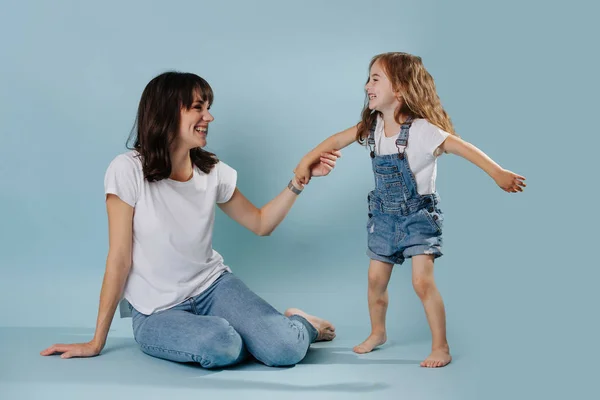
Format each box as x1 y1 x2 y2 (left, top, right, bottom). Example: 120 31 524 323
366 117 444 265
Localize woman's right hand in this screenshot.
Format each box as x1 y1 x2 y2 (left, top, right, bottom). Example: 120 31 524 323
40 340 103 359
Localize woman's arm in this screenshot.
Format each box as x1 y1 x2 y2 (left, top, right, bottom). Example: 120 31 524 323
217 179 303 236
40 194 134 358
218 151 340 236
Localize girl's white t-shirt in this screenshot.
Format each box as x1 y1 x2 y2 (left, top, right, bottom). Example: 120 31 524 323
104 151 237 315
374 115 450 195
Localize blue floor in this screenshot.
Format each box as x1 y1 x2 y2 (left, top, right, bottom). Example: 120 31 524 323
0 254 584 400
1 325 474 400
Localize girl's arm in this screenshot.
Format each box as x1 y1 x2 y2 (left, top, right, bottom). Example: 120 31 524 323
218 151 340 236
294 125 358 184
40 194 134 358
439 135 526 193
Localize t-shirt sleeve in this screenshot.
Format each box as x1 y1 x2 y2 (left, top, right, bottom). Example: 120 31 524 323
103 154 141 207
215 161 237 203
421 120 451 158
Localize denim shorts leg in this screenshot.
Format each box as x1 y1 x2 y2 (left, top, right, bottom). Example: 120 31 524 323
366 212 406 265
401 208 444 260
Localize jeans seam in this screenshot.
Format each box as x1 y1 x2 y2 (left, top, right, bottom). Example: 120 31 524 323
137 342 205 364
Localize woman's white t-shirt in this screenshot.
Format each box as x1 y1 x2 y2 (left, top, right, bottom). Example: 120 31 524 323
104 151 237 315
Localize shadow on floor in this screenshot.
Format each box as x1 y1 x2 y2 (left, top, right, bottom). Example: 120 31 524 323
1 327 396 393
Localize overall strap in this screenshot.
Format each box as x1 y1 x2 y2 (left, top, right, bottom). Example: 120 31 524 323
395 116 414 159
367 117 377 158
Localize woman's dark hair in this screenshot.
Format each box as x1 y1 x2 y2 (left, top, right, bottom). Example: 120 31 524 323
127 71 219 182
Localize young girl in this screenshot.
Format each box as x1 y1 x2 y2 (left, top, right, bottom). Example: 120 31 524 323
294 52 526 368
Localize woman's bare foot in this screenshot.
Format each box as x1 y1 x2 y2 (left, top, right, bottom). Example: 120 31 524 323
420 347 452 368
352 332 386 354
284 308 336 341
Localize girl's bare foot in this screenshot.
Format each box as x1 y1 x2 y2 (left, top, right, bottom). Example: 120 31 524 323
284 308 336 341
420 347 452 368
353 332 387 354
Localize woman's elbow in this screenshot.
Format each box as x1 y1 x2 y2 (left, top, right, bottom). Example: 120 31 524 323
256 227 273 237
106 248 132 269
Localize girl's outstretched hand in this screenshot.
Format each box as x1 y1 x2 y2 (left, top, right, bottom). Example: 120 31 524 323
493 169 526 193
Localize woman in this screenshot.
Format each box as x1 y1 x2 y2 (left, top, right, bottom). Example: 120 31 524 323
41 71 340 368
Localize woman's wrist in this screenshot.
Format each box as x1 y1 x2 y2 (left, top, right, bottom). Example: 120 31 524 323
90 337 105 352
288 177 304 195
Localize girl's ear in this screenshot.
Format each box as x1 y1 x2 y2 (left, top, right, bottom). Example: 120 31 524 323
393 86 404 101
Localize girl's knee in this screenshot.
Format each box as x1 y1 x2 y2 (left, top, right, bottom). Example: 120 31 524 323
368 260 392 278
412 275 435 299
368 269 390 290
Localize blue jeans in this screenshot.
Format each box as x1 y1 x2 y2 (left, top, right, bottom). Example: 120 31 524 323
130 271 318 368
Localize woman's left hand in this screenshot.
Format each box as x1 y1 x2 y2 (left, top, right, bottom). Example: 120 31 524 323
310 150 342 178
